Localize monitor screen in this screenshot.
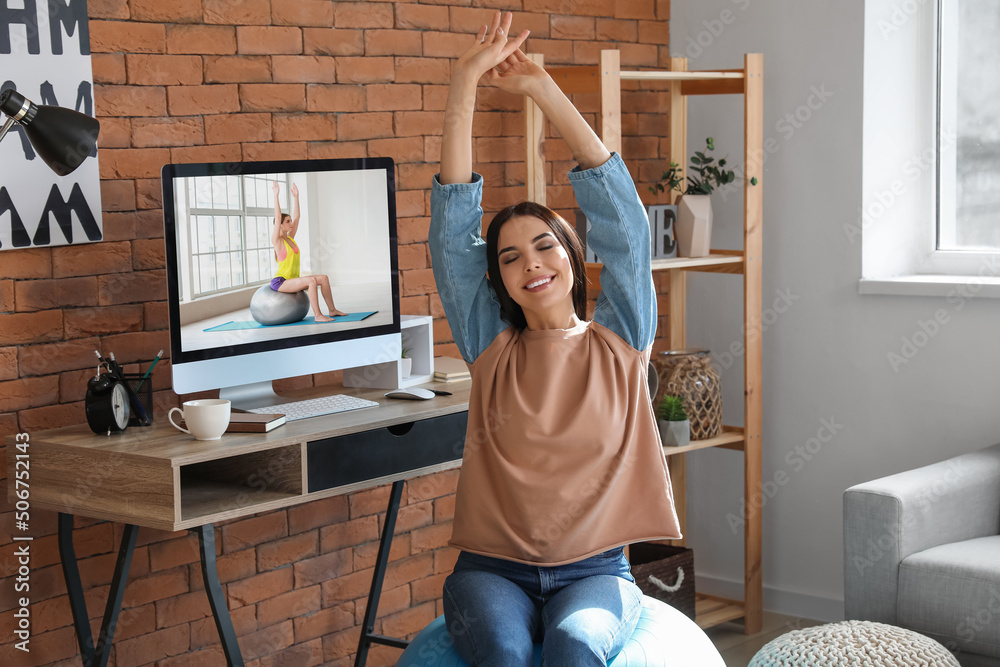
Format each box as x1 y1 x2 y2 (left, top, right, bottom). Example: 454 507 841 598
162 157 400 401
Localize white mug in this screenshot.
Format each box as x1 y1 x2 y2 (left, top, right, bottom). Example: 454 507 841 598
168 399 231 440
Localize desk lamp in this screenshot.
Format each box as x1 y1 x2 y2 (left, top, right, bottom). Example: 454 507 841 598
0 89 100 176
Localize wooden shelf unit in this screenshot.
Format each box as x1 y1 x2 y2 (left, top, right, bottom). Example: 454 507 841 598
525 51 764 634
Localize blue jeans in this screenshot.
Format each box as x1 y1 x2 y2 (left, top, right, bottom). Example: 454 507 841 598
442 548 643 667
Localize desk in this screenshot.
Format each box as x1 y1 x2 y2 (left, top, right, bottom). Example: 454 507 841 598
5 381 471 667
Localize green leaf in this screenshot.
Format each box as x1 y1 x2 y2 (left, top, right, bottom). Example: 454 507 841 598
751 176 759 186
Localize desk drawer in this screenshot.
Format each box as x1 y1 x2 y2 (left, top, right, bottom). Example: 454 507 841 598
307 411 467 493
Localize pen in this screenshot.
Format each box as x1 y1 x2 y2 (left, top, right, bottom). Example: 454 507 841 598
136 349 163 392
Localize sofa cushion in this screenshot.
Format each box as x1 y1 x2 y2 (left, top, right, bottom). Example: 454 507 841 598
898 535 1000 659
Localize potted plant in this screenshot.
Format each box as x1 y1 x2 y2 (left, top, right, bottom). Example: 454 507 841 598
400 347 412 379
657 394 690 448
649 137 757 258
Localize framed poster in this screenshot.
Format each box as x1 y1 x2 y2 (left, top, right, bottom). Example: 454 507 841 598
1 0 102 251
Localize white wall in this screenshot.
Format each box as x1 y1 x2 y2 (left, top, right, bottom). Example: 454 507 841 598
670 0 1000 622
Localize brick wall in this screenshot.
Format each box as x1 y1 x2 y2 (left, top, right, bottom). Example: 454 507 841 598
0 1 672 664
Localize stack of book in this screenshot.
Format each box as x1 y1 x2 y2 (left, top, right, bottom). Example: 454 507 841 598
226 412 286 433
433 356 470 382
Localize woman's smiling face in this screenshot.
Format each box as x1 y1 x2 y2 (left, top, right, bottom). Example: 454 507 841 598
496 215 576 326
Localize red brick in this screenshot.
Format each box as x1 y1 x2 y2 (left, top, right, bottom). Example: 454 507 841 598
397 244 428 271
616 0 657 20
115 623 190 666
17 401 84 432
89 0 129 20
215 547 257 584
167 25 238 55
287 495 348 534
99 148 172 180
398 217 431 245
0 347 17 380
167 84 241 116
318 515 378 553
529 38 574 65
96 117 131 149
552 15 597 40
421 31 471 59
122 567 189 608
271 114 337 142
293 602 355 642
257 639 324 667
0 249 51 279
394 57 451 85
367 136 425 163
100 179 136 212
410 522 453 554
90 20 166 54
95 85 167 117
353 534 410 571
237 26 303 55
620 42 658 67
240 84 306 112
257 531 319 571
398 5 450 30
204 55 272 83
400 295 429 316
0 376 58 411
335 56 394 84
293 548 352 588
204 113 272 144
408 470 459 503
305 84 365 112
394 111 441 138
450 8 550 38
48 242 129 279
18 336 100 376
366 84 422 112
337 112 393 141
155 590 212 628
97 269 168 306
303 28 363 56
272 0 334 27
349 484 401 519
132 117 205 148
132 238 166 271
381 601 436 639
97 333 169 368
257 586 321 628
11 626 78 664
240 620 295 660
203 0 271 25
223 511 288 553
272 55 336 83
334 2 393 29
531 0 607 17
365 30 423 57
228 567 294 607
0 280 12 313
242 142 307 162
63 305 142 342
189 603 256 649
411 571 448 605
170 143 243 164
394 501 433 534
606 18 641 42
136 179 163 209
130 0 201 22
92 53 126 84
307 141 368 160
322 625 363 661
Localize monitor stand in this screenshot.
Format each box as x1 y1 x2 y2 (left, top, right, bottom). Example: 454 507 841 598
219 381 287 411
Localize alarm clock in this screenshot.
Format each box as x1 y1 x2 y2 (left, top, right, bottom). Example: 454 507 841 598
85 365 131 434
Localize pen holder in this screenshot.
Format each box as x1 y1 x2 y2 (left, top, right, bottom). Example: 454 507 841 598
123 373 154 426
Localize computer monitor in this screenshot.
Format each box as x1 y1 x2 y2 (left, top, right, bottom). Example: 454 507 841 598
161 157 400 408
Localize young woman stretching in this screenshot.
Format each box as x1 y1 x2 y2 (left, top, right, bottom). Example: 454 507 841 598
430 12 681 666
270 180 346 322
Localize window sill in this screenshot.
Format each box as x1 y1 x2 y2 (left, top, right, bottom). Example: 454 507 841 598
858 276 1000 298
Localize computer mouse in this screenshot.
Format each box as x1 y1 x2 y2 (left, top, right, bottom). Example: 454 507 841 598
384 387 436 401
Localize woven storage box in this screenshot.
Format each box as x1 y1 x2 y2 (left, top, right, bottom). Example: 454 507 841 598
629 543 696 620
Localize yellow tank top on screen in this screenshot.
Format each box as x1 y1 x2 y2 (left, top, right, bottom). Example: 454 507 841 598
274 237 300 280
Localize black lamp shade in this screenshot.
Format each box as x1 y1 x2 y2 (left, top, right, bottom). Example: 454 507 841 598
1 89 101 177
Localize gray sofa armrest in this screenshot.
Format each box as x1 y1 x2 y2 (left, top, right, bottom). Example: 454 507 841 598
844 443 1000 624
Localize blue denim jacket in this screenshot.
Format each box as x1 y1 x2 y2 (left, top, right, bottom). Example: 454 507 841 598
429 152 656 363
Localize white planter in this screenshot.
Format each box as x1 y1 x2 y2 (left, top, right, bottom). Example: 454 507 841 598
400 357 412 379
658 419 690 448
675 194 713 257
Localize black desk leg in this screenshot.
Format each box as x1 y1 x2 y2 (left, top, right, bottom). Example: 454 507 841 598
192 524 245 667
58 513 95 665
57 513 138 667
355 480 410 667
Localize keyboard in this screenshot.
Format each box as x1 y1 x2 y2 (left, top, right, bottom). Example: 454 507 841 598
246 394 379 421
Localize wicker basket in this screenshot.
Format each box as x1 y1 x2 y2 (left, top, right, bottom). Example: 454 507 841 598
653 349 722 440
629 543 696 620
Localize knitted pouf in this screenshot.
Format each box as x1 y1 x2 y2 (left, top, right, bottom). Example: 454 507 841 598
748 620 960 667
396 596 724 667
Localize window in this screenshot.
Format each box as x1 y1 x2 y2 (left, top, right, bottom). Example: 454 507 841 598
937 0 1000 252
186 173 286 297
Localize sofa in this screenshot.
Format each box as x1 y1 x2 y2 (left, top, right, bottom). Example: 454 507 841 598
844 443 1000 667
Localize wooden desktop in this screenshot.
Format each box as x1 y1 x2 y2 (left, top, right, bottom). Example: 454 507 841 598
6 380 471 667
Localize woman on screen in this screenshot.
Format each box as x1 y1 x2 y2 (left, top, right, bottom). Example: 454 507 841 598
429 12 681 666
270 180 347 322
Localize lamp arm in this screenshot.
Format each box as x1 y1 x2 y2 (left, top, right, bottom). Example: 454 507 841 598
0 115 16 143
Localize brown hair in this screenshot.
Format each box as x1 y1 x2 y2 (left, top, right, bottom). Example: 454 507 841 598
484 201 588 330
